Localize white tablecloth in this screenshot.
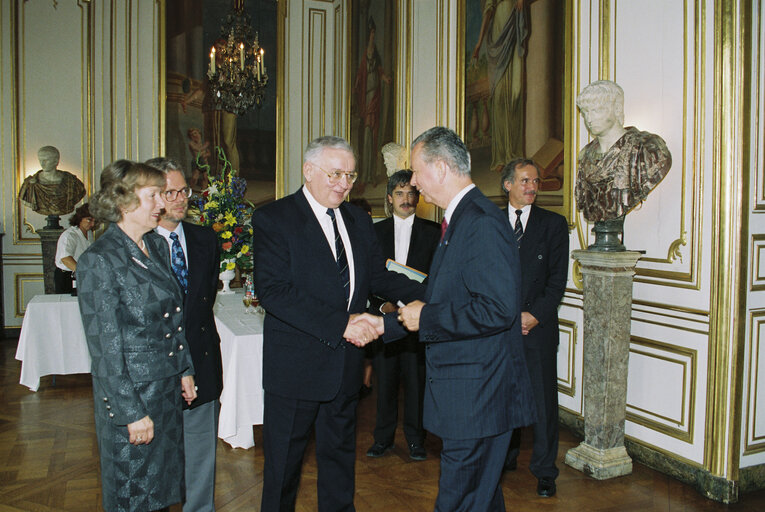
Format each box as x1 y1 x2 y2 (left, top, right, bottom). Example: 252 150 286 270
214 291 265 449
15 291 266 450
15 294 91 391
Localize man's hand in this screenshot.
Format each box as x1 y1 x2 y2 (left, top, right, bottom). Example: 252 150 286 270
181 375 197 405
398 300 425 331
344 313 384 347
521 311 539 335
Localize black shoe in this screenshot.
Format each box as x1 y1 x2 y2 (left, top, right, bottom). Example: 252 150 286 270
366 442 393 457
537 477 556 497
408 442 426 461
503 459 517 472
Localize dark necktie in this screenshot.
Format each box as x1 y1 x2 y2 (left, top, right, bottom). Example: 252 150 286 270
169 232 189 293
514 209 524 245
327 208 350 302
440 218 448 241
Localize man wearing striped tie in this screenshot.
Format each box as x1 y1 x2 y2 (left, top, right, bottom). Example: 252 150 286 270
500 158 569 498
251 136 424 512
149 157 223 512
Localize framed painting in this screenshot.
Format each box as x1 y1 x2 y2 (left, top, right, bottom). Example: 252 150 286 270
462 0 567 215
165 0 277 208
348 0 398 217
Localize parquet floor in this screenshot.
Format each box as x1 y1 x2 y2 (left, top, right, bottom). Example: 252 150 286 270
3 336 765 511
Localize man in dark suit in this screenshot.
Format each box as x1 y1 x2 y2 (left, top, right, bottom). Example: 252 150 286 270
149 158 223 512
397 127 536 512
501 158 569 498
251 136 424 512
366 170 440 461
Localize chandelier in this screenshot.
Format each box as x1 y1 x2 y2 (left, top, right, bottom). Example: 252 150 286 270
207 0 268 116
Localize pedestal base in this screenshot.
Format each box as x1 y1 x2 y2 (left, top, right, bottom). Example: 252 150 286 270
565 442 633 480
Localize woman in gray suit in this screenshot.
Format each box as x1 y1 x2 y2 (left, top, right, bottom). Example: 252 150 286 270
78 160 197 512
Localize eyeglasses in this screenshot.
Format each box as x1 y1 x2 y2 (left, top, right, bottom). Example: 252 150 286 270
163 187 192 201
313 164 358 184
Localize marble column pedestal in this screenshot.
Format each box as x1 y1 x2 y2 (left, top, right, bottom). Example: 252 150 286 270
565 250 642 480
38 227 63 294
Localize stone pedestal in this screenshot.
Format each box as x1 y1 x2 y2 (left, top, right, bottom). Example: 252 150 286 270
565 250 642 479
38 227 63 294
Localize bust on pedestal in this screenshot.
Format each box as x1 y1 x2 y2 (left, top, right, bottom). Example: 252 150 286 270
18 146 86 294
565 81 672 479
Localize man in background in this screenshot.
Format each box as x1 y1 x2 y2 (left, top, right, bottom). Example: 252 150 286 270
501 158 569 498
366 170 440 461
148 157 223 512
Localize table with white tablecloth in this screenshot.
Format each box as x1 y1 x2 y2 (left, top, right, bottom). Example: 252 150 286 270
16 291 265 449
15 294 91 391
213 291 265 449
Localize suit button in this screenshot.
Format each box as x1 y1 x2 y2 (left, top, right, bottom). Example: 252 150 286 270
203 296 208 302
201 327 206 332
109 412 114 418
169 351 174 357
106 405 111 410
178 326 183 332
164 312 170 318
204 351 209 356
179 345 184 350
538 254 543 259
166 333 171 338
103 397 108 402
176 306 182 312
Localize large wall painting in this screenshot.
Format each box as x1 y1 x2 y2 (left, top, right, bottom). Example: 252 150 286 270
348 0 398 216
464 0 566 211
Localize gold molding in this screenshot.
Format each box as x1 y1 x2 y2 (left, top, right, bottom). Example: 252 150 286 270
334 3 343 136
157 0 165 158
307 8 327 141
405 0 412 147
706 0 745 481
557 318 577 397
745 309 765 455
751 234 765 291
14 273 43 317
753 0 765 212
625 434 706 470
275 0 286 199
598 0 610 80
626 336 697 443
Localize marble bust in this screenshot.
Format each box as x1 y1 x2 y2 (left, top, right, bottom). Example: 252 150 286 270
381 142 407 177
574 80 672 250
18 146 86 217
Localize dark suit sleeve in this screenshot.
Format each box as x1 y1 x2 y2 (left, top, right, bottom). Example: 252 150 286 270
420 213 520 342
527 214 569 327
252 208 352 346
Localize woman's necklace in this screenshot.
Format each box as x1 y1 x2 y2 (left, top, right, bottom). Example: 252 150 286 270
137 238 145 252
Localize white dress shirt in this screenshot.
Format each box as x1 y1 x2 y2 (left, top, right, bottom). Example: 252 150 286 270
507 203 531 231
393 213 415 264
303 187 356 307
444 184 477 224
156 223 189 267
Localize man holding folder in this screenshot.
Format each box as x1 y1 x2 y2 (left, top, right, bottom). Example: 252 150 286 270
366 170 440 461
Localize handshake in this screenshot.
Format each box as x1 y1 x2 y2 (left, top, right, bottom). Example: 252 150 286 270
343 300 425 347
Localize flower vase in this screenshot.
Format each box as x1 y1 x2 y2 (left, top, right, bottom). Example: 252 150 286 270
219 266 236 295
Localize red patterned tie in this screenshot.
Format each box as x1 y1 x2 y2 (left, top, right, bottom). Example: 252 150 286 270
440 218 448 241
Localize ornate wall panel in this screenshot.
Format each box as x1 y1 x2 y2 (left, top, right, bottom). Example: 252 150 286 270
744 310 765 456
556 318 578 398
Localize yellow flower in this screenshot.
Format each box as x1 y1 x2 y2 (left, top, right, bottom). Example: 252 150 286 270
226 261 236 271
221 231 233 239
204 200 218 210
240 244 250 254
224 212 237 226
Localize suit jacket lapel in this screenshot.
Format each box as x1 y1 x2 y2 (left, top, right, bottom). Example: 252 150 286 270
182 222 206 299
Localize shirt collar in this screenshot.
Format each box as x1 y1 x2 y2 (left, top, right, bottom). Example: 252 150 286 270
444 184 476 224
156 222 185 241
393 214 415 227
303 185 335 220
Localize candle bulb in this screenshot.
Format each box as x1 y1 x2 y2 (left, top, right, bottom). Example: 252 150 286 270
259 48 264 76
210 47 216 74
239 43 245 71
256 55 261 81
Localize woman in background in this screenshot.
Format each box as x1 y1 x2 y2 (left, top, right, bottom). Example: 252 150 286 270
78 160 197 512
53 202 96 293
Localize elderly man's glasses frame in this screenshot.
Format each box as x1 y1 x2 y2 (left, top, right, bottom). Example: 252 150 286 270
313 164 358 184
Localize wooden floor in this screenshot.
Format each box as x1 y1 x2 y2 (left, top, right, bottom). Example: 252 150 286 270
3 337 765 511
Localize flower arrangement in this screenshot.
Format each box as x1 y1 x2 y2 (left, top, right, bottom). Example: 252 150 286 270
191 148 254 273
